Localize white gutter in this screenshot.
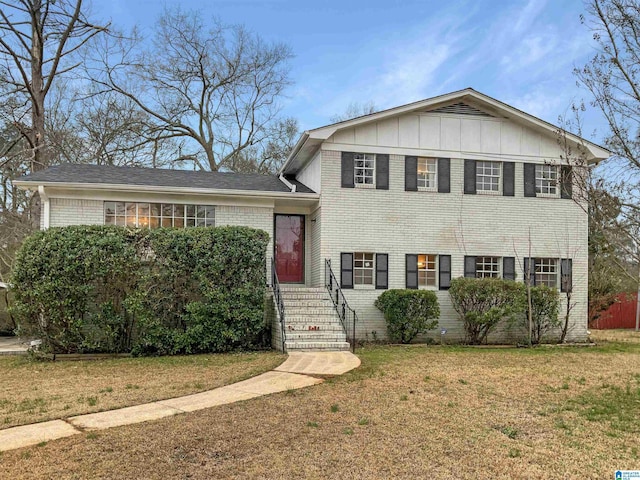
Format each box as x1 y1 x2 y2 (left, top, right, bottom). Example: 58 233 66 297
14 181 319 200
278 174 296 193
279 131 310 175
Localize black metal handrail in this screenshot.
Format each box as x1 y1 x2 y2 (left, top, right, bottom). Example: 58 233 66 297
271 258 286 352
325 259 357 353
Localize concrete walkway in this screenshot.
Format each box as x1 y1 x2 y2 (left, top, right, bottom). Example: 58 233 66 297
0 336 29 355
0 351 360 453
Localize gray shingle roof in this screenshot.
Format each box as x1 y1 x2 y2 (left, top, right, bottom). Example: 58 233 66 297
16 164 316 194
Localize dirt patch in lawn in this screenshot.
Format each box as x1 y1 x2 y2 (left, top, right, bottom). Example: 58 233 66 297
2 342 640 479
0 351 284 430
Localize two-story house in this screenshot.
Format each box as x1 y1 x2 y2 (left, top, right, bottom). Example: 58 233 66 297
15 88 610 351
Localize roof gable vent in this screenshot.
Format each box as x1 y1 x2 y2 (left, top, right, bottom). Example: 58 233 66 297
429 102 495 117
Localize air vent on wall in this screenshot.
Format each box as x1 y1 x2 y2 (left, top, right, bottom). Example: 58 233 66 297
429 102 495 117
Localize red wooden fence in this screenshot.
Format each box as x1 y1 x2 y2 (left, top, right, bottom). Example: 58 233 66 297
590 293 639 329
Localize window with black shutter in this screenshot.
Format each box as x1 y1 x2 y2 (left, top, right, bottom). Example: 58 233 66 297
439 255 451 290
340 253 354 288
406 254 418 289
405 156 418 191
376 253 388 289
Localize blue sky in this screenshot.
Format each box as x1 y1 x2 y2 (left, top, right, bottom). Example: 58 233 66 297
93 0 606 142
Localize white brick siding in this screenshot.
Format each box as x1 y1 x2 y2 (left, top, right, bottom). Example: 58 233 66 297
49 198 103 227
309 207 322 287
216 205 274 279
318 149 588 343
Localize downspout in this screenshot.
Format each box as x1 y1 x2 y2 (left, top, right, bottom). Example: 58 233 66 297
38 185 50 229
278 175 296 193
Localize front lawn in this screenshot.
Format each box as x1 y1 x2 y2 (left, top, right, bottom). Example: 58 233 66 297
0 351 284 430
2 332 640 478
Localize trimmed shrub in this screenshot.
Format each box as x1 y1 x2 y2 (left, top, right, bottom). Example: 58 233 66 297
11 226 141 353
526 285 561 344
375 289 440 343
449 277 526 344
11 225 269 355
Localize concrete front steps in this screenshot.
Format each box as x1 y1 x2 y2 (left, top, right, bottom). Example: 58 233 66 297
279 286 351 352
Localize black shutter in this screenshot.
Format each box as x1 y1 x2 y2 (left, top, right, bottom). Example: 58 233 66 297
341 152 355 188
524 257 536 285
406 254 418 289
524 163 536 197
376 253 388 289
438 158 450 193
340 253 353 289
464 160 477 194
464 256 477 278
503 257 516 280
405 156 417 191
376 154 389 190
439 255 451 290
561 166 573 199
561 258 573 292
503 162 515 196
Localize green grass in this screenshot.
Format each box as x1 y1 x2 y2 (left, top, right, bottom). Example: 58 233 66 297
572 383 640 434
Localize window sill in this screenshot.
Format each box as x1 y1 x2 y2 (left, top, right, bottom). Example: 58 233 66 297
535 192 561 199
419 285 438 291
354 284 375 290
354 183 376 189
476 189 502 196
418 187 438 193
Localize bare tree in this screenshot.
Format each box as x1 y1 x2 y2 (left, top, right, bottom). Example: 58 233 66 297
330 100 378 123
88 8 293 172
227 117 299 174
0 0 108 172
575 0 640 310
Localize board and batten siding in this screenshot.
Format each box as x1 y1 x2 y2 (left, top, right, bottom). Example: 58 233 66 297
317 145 588 343
326 112 565 159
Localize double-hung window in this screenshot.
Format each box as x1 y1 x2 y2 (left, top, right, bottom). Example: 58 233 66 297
354 252 375 285
535 258 558 287
417 158 437 190
476 161 501 193
417 254 437 287
354 153 375 186
535 164 559 196
475 256 500 278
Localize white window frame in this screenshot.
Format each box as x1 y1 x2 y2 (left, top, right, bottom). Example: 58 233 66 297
535 258 558 288
535 164 560 197
104 202 215 229
418 254 438 288
354 153 376 188
354 252 375 287
476 161 502 195
417 157 438 191
476 256 500 278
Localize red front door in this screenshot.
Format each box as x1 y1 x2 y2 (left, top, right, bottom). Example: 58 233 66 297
274 214 305 283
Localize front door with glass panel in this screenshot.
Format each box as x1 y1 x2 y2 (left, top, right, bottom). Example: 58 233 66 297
274 214 305 283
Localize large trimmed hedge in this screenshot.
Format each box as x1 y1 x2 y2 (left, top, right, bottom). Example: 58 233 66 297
11 225 270 355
